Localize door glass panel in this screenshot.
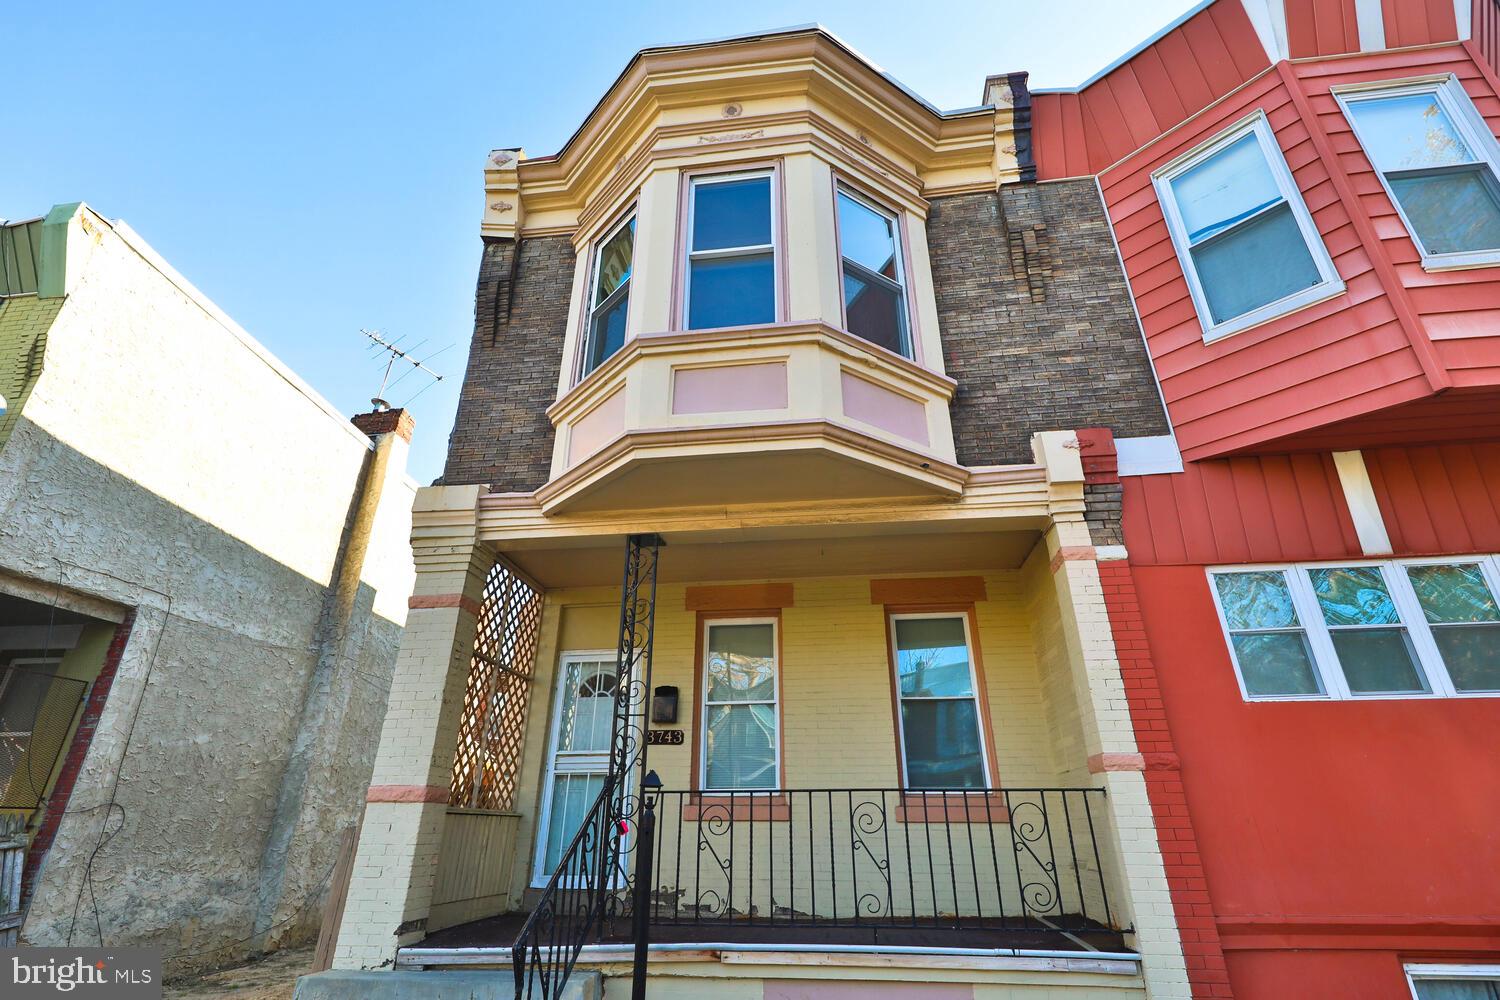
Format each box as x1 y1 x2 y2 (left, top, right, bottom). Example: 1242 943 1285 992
900 700 986 789
706 624 776 702
704 704 777 789
555 660 617 754
894 617 973 697
541 771 605 876
1346 94 1473 171
1191 203 1321 323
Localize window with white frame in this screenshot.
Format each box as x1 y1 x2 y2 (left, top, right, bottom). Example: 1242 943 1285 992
1339 76 1500 269
581 213 635 378
1154 114 1343 341
836 185 911 357
1209 557 1500 701
700 619 779 790
684 172 777 331
1406 963 1500 999
890 613 989 789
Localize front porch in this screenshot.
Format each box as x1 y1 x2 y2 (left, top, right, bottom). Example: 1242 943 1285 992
322 432 1187 998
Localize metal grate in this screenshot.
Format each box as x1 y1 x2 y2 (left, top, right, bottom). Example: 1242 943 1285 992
0 666 88 810
449 561 543 811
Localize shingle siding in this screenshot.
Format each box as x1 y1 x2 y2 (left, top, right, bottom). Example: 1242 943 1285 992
442 235 575 489
928 180 1169 466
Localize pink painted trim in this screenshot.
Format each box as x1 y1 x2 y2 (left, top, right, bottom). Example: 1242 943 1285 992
567 387 627 466
1087 752 1146 773
840 370 928 445
367 784 451 803
672 362 788 415
408 593 483 617
1049 545 1098 573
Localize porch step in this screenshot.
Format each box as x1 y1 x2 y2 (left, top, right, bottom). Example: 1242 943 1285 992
293 968 601 1000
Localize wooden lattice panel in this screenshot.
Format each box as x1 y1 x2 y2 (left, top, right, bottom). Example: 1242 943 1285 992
449 562 543 810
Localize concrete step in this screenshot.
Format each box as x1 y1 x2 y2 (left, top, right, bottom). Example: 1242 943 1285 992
293 968 601 1000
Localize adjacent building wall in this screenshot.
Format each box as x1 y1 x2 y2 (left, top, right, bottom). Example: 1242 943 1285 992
0 206 415 970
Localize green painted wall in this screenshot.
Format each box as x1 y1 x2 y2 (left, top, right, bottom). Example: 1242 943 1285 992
0 294 61 453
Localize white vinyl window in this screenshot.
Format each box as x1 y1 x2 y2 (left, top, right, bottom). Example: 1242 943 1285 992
1406 964 1500 999
836 186 911 357
684 171 778 331
700 618 779 791
580 213 635 378
1209 556 1500 701
1154 114 1343 341
1338 76 1500 270
889 613 990 790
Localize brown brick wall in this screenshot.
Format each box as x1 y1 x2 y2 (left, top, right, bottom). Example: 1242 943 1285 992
442 234 575 489
927 180 1169 466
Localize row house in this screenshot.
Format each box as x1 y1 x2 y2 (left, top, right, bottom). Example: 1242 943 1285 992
1029 0 1500 998
312 25 1196 1000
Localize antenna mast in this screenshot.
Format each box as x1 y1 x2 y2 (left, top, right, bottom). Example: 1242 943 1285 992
361 328 447 411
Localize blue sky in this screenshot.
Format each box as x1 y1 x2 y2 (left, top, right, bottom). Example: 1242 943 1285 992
5 0 1196 484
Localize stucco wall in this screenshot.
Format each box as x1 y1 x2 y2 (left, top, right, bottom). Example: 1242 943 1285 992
0 207 415 969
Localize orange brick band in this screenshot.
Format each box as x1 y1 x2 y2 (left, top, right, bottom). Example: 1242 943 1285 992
1049 545 1097 573
408 593 483 617
1087 752 1146 772
367 784 451 803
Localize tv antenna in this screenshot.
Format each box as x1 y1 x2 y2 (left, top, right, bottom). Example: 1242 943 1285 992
361 328 450 411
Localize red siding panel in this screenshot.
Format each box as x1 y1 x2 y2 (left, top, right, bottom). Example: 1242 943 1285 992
1122 453 1363 566
1382 0 1460 45
1476 0 1500 76
1364 441 1500 553
1286 0 1363 57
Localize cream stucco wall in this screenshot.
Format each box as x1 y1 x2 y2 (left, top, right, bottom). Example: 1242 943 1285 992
0 205 416 970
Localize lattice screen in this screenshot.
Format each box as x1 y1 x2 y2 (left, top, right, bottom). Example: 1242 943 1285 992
449 561 543 810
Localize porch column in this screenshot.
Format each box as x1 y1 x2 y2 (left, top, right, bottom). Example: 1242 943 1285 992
1034 433 1191 1000
332 485 491 970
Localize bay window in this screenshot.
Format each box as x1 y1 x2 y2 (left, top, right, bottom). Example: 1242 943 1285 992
1339 77 1500 269
685 172 777 330
700 618 779 790
836 186 911 357
1209 557 1500 700
1154 114 1342 341
582 214 635 377
890 613 988 789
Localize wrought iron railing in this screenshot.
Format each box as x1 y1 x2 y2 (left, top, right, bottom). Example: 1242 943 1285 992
643 787 1113 935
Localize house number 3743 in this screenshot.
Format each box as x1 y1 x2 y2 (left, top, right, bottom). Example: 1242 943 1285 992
647 729 685 746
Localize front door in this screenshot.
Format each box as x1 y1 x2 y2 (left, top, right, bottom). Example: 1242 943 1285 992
533 651 619 884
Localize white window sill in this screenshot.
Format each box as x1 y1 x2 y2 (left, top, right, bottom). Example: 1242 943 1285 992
1418 249 1500 272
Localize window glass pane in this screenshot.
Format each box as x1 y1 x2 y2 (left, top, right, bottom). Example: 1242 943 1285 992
585 293 628 374
837 192 899 278
692 177 772 251
594 219 634 305
1407 564 1500 623
542 771 605 875
1191 202 1322 324
900 700 986 789
1307 566 1401 626
895 617 974 697
844 268 906 355
1171 132 1283 242
1412 978 1500 999
706 624 776 702
1346 94 1474 171
1431 625 1500 692
1214 571 1300 630
1389 168 1500 255
555 661 617 754
687 254 775 330
1231 633 1323 696
704 704 777 789
1332 628 1429 694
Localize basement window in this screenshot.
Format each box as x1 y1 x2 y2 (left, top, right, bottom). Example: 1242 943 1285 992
1338 76 1500 271
1209 557 1500 701
1153 113 1343 342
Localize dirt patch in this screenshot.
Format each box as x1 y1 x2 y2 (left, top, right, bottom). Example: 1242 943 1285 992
164 946 314 1000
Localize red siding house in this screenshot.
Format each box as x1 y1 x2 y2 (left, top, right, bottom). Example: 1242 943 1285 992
1035 2 1500 997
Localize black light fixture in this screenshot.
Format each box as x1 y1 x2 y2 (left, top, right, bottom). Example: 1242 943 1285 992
651 685 679 724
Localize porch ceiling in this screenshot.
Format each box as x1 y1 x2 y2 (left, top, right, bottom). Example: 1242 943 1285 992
499 525 1042 588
